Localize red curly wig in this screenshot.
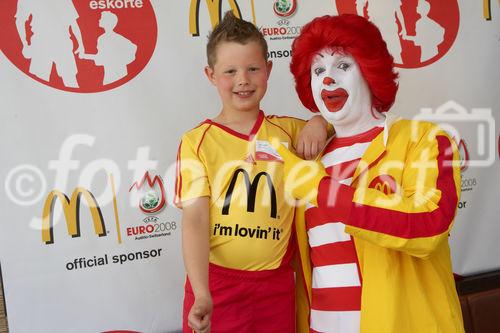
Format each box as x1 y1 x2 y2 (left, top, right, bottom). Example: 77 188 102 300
290 14 398 113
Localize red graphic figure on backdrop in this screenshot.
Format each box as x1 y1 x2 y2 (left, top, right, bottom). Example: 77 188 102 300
81 11 137 85
337 0 459 68
15 0 84 88
355 0 407 64
401 0 445 62
1 0 157 92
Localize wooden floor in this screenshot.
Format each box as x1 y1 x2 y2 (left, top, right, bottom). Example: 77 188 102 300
0 277 8 333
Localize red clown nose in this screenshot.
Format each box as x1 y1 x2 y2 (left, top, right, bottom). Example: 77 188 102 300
323 77 335 85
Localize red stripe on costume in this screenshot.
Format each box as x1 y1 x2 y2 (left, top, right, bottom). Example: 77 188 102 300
310 240 358 267
347 135 458 239
314 180 355 225
325 158 360 179
311 286 362 311
305 206 337 229
306 199 353 229
323 126 383 154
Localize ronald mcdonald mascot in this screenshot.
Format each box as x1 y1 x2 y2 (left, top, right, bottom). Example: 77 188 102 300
272 14 465 333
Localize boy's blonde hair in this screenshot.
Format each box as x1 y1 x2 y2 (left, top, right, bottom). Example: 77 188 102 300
206 11 268 68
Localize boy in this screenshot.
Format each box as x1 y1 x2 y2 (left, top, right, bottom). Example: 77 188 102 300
175 11 328 333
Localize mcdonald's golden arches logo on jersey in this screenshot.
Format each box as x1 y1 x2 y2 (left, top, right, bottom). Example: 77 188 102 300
222 168 278 219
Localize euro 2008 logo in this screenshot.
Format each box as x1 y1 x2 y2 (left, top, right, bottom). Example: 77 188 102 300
0 0 157 93
129 172 166 214
273 0 297 18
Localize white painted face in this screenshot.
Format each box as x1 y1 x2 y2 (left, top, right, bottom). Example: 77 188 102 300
310 48 373 129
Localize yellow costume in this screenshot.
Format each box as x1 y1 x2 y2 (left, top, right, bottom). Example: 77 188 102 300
294 116 465 333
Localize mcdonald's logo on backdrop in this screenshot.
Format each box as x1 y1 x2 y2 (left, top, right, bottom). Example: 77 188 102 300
222 168 277 218
41 188 107 244
189 0 257 36
483 0 499 20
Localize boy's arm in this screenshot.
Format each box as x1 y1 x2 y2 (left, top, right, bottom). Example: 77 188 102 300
181 196 212 332
296 115 331 160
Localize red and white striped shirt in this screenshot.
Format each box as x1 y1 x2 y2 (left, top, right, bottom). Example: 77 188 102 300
306 125 383 333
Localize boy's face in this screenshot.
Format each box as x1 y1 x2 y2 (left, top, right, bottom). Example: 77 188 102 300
205 41 272 115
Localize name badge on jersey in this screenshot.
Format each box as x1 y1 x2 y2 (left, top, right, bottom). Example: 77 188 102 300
255 140 288 162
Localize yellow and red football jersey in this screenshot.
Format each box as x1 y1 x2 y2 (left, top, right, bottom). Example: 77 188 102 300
175 111 305 271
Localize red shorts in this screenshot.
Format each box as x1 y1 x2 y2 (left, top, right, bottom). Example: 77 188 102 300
183 263 295 333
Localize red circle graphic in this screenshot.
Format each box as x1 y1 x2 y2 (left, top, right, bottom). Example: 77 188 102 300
0 0 157 93
335 0 459 68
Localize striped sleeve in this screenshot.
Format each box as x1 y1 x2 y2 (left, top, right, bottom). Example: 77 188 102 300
174 134 210 208
318 129 461 258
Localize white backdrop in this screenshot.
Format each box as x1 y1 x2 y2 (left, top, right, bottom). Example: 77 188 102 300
0 1 499 332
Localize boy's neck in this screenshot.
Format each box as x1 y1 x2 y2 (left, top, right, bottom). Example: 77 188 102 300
212 108 261 134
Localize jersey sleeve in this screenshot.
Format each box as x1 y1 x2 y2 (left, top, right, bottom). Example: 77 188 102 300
317 126 461 258
174 134 210 208
266 116 306 150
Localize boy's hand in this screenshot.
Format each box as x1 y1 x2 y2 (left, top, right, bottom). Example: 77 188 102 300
297 115 329 160
271 138 327 206
188 295 213 333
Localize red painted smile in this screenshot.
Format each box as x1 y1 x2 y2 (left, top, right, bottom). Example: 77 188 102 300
321 88 348 112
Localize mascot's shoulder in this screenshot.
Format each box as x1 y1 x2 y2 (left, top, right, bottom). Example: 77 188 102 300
389 118 447 140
